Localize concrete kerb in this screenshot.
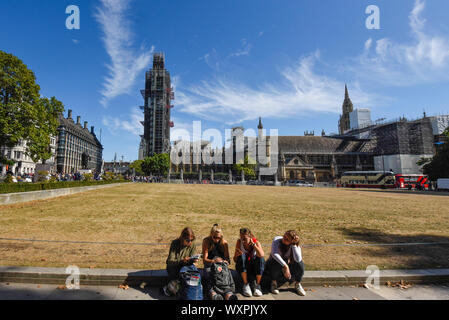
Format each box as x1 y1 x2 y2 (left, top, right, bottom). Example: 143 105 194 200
0 182 130 205
1 266 448 287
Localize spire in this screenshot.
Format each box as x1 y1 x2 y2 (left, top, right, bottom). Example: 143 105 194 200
339 84 354 134
342 84 354 113
258 117 263 130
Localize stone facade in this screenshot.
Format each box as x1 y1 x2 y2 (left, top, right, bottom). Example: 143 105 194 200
56 110 103 174
1 137 57 176
338 85 354 134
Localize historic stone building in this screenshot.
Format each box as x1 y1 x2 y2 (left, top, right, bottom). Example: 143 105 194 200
166 85 446 182
1 136 57 176
56 110 103 174
338 85 354 134
139 53 174 158
277 136 374 182
340 116 437 174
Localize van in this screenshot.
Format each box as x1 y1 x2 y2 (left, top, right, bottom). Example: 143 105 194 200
437 179 449 191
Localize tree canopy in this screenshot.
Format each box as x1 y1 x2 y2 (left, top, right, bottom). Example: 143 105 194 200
129 159 144 176
422 128 449 180
0 50 64 164
141 153 170 176
233 154 256 179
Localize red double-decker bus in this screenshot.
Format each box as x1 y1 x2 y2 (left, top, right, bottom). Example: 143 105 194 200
395 174 430 190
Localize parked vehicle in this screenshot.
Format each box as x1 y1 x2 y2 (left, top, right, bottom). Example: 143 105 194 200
290 180 313 187
340 171 396 189
437 178 449 191
395 174 430 190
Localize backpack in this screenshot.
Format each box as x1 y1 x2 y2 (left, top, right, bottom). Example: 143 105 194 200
179 265 203 300
210 261 235 295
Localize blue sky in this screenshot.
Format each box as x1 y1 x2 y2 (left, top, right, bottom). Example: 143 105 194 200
1 0 449 162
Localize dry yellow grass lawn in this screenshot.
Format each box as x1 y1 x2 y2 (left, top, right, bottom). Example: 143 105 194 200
0 183 448 271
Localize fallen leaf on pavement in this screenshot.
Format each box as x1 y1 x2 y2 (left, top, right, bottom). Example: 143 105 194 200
118 284 129 290
385 280 412 289
57 285 67 290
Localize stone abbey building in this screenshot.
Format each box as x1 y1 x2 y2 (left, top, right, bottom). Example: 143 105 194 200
168 86 447 183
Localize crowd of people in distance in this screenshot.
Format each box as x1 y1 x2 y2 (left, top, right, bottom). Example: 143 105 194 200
162 224 306 300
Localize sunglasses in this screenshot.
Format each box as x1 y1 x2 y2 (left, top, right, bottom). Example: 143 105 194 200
184 238 194 243
213 236 221 240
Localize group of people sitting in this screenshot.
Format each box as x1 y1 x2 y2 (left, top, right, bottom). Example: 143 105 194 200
162 224 306 300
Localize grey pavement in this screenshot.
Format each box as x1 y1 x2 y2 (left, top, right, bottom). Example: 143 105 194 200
2 266 449 287
1 282 448 300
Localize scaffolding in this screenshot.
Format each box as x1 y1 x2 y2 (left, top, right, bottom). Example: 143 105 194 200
139 53 174 156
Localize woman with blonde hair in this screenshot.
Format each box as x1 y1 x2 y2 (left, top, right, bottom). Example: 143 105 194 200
266 230 306 296
202 224 231 266
233 227 265 297
202 224 235 300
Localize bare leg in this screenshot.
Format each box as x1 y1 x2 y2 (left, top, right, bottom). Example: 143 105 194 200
241 272 248 284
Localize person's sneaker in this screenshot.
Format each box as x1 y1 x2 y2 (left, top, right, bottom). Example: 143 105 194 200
253 283 263 297
242 283 253 297
296 283 306 296
270 281 279 294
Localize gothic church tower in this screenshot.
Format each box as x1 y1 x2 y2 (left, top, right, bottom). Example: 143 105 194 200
338 85 354 134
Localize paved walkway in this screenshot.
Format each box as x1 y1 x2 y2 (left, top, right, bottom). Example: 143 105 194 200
1 282 448 300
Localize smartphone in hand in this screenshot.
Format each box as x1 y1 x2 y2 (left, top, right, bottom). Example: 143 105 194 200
190 254 202 261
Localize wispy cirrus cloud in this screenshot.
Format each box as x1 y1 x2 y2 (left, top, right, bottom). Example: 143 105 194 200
178 0 447 126
102 107 143 136
177 52 378 125
229 38 252 57
356 0 449 86
200 48 221 71
95 0 153 107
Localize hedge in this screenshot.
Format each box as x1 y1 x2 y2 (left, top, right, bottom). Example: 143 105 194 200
0 180 130 194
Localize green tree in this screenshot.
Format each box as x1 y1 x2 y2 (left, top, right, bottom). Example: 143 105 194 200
0 156 14 167
28 97 64 163
233 155 256 179
129 159 144 176
0 51 64 164
102 172 115 181
423 128 449 180
141 153 170 176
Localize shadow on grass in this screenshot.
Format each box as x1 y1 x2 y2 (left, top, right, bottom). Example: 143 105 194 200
339 227 449 269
